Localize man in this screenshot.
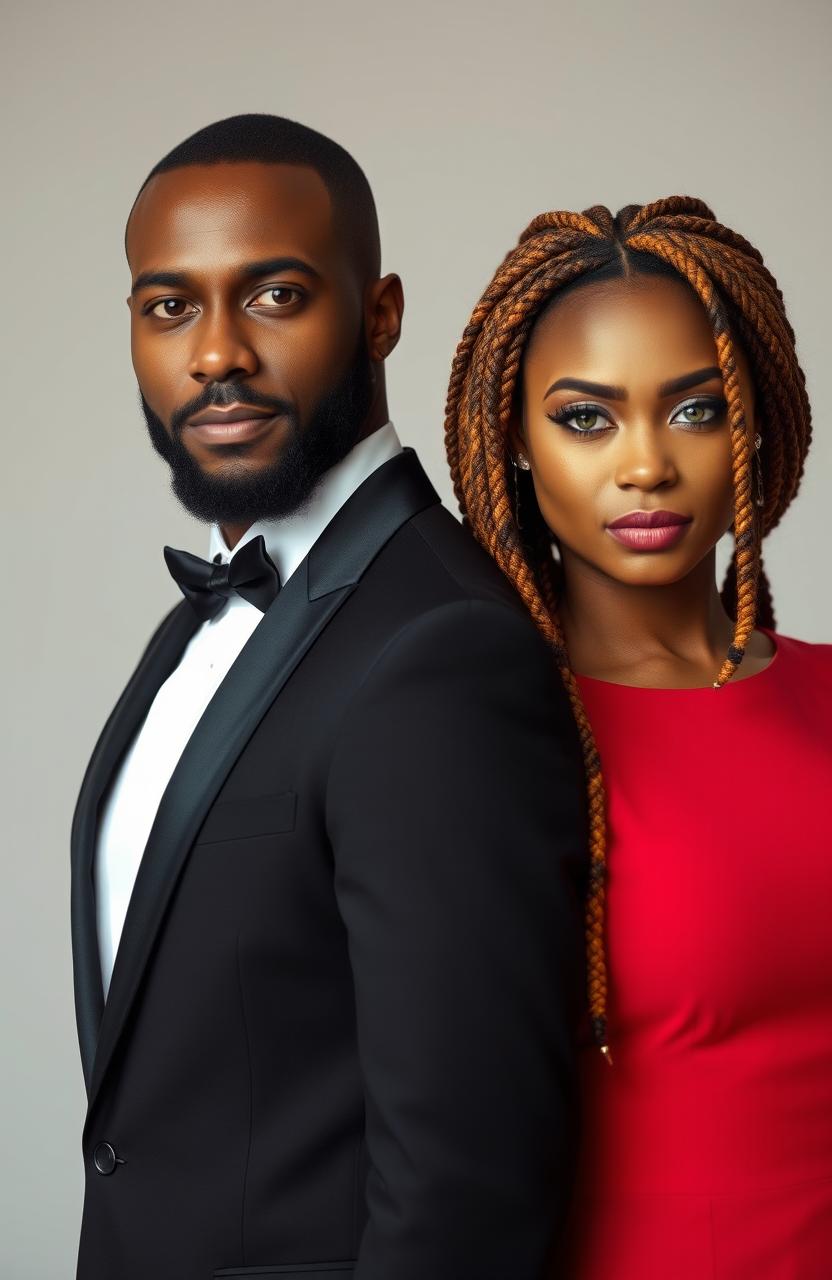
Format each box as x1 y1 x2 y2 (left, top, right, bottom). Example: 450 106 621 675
70 113 587 1280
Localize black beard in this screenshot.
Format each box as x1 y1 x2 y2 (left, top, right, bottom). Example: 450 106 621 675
141 344 375 525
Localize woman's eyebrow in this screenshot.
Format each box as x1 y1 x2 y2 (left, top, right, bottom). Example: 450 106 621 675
658 365 722 396
543 366 724 401
544 377 627 400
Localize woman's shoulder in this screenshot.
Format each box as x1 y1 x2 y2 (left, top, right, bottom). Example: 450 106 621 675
766 628 832 683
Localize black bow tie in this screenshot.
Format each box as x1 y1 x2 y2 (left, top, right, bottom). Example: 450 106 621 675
164 535 281 622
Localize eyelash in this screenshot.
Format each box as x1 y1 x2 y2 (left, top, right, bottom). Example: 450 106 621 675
547 395 727 438
546 401 609 436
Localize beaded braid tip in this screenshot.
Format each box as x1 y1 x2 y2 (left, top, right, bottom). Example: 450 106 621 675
600 1044 614 1067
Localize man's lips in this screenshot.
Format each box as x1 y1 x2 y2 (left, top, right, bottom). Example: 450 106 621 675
183 403 285 445
186 403 279 427
605 509 693 552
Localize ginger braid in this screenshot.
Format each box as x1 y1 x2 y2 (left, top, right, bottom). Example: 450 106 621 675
443 196 812 1055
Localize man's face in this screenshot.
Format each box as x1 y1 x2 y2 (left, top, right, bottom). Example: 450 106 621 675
126 161 375 525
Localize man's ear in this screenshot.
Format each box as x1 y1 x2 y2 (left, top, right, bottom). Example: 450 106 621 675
365 273 404 362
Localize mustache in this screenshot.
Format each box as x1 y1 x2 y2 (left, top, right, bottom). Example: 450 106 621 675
169 384 297 436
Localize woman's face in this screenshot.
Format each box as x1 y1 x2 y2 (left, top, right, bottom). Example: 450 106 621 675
516 273 756 587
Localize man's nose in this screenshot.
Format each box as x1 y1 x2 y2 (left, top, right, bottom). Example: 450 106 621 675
188 310 259 383
614 423 679 492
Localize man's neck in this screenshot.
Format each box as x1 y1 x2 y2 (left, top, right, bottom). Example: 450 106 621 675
220 520 252 552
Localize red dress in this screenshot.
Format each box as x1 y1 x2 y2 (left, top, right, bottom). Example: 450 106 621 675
559 630 832 1280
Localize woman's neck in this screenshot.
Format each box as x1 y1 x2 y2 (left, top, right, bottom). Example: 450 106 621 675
558 546 763 688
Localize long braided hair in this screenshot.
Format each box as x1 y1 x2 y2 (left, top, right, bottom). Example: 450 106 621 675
444 196 812 1056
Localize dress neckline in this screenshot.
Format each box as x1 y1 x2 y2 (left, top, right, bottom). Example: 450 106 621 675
573 627 781 694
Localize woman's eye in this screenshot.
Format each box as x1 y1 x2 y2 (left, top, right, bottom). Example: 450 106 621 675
671 399 724 428
548 403 611 436
149 298 195 319
251 286 302 308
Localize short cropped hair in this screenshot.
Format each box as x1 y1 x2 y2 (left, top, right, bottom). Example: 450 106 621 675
126 113 381 279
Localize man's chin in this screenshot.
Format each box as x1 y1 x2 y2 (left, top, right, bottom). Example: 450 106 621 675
170 470 286 526
186 450 284 478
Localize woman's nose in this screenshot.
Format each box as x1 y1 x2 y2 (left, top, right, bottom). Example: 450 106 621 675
614 424 679 492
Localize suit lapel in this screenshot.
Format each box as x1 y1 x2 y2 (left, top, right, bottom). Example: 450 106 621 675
71 601 201 1090
86 449 439 1114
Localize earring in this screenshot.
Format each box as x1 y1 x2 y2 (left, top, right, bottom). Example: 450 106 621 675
753 433 764 508
516 453 531 471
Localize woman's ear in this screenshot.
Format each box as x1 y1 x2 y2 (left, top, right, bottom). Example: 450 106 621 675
507 405 529 468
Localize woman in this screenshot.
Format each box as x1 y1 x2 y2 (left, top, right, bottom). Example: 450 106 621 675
444 197 832 1278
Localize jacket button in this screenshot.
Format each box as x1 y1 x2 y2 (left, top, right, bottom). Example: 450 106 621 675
93 1142 118 1175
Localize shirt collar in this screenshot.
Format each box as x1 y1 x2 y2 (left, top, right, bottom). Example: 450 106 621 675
207 420 403 586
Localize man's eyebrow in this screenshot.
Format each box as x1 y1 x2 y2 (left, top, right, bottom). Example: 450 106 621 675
131 270 189 294
658 366 722 396
240 256 320 283
131 257 320 295
543 377 628 401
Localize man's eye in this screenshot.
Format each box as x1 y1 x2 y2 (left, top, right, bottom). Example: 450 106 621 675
250 286 303 308
149 298 195 319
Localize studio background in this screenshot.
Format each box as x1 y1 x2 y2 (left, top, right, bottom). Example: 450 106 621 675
3 0 829 1274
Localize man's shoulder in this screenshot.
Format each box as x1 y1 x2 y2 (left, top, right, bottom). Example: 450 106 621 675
383 501 530 617
336 501 572 735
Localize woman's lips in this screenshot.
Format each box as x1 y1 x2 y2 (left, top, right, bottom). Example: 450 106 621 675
183 414 282 445
606 510 692 551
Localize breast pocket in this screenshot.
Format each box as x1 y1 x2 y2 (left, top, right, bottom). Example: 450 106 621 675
195 790 297 845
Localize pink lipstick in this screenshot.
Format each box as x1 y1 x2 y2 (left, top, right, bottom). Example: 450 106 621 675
606 509 692 551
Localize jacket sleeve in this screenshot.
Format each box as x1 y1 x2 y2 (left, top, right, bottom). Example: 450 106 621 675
325 597 588 1280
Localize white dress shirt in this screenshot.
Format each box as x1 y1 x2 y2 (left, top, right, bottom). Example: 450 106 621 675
95 421 403 997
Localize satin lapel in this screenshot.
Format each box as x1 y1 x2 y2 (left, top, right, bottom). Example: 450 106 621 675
70 601 200 1091
87 449 440 1114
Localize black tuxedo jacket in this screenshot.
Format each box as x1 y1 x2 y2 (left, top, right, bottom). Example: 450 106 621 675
71 449 588 1280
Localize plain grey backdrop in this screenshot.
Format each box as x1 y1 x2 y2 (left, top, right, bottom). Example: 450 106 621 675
3 0 830 1274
